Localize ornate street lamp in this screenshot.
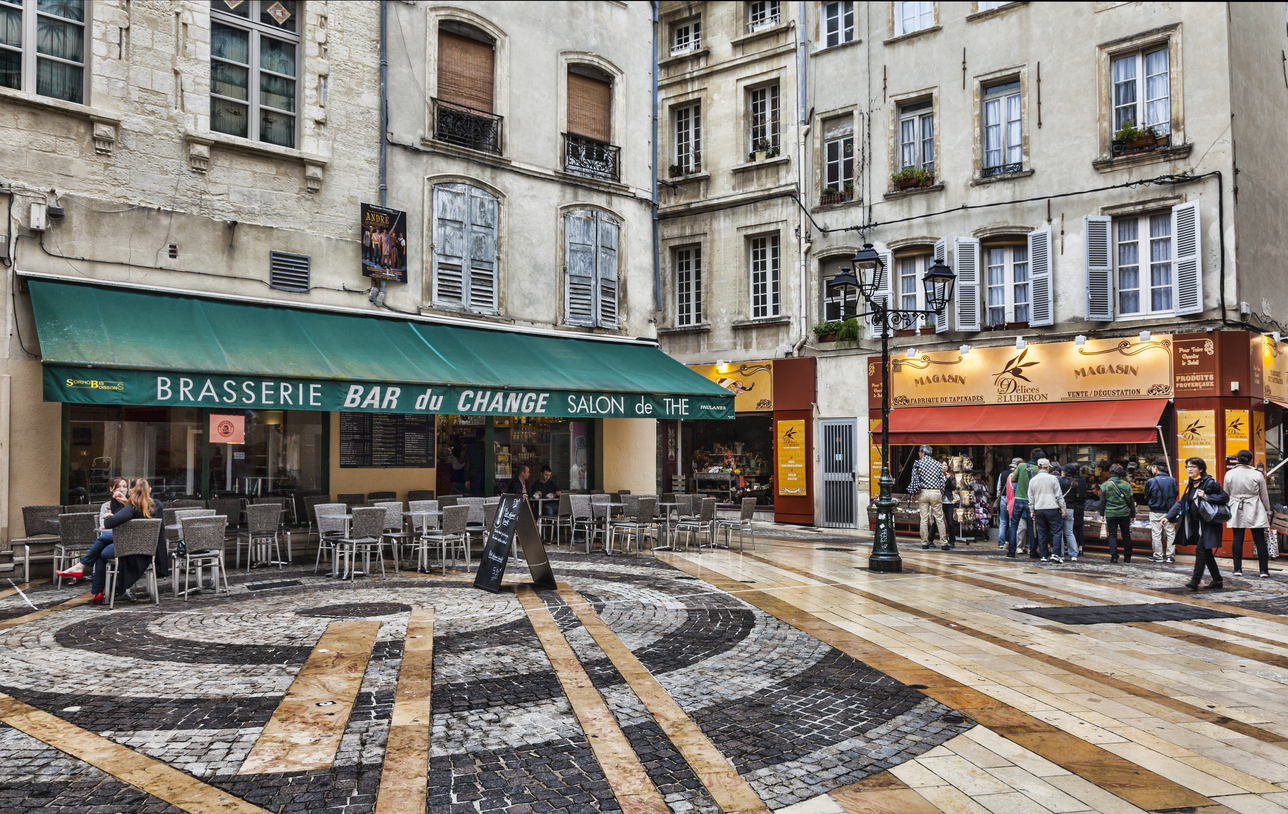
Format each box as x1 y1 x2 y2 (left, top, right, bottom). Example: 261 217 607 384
827 243 956 573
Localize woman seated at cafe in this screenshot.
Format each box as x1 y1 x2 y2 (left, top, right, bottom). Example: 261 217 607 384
55 477 130 584
57 479 167 604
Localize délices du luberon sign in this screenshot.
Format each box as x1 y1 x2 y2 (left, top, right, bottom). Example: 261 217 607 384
44 367 732 420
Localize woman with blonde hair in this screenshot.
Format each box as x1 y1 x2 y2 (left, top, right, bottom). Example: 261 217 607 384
79 478 166 604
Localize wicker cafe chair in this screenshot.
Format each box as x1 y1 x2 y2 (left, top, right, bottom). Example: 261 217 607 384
609 497 657 555
374 501 412 573
715 498 758 551
674 497 717 553
407 490 435 502
209 498 243 529
335 506 388 580
313 503 348 573
235 504 282 571
168 499 207 510
368 491 397 501
174 515 230 600
54 513 99 589
541 493 571 544
568 495 597 554
337 493 367 510
105 519 163 609
303 494 331 542
416 504 469 574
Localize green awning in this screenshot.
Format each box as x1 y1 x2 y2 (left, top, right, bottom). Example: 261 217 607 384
30 278 733 419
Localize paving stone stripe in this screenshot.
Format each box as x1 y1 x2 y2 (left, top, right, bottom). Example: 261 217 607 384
0 693 268 814
374 608 433 814
0 579 48 603
516 585 670 814
555 583 771 814
239 620 380 775
0 590 95 631
659 550 1216 813
744 545 1288 746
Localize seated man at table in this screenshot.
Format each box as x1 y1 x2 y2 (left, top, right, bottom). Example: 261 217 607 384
529 464 561 516
504 465 531 497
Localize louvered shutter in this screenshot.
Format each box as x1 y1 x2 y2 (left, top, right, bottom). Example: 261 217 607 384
1027 226 1054 327
432 184 468 306
1172 200 1203 315
869 247 895 338
1083 215 1113 322
932 238 953 334
565 210 597 326
468 188 499 313
596 214 620 328
953 237 981 333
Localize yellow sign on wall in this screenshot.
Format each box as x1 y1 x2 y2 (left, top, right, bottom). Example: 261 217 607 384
887 335 1173 407
1225 409 1250 461
777 419 807 496
869 419 882 494
1262 335 1288 402
690 361 773 413
1254 410 1267 468
1177 409 1217 475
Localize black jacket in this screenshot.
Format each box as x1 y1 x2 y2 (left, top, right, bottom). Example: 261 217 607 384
1059 475 1088 510
1145 474 1179 513
1166 475 1228 550
104 499 169 578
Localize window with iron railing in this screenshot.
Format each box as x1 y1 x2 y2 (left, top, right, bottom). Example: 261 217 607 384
671 19 701 55
432 97 503 154
564 133 620 182
748 0 780 32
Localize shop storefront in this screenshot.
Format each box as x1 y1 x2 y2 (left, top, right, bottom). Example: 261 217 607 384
867 329 1288 555
662 357 816 524
32 277 733 506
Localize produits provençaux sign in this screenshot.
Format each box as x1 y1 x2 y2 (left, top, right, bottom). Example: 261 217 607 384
43 367 734 420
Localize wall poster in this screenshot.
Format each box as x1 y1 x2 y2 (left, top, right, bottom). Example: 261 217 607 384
776 419 807 496
1225 409 1251 463
361 203 408 283
1254 409 1267 468
1176 409 1218 476
869 419 883 493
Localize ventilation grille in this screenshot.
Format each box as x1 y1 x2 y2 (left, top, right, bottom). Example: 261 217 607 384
269 251 310 292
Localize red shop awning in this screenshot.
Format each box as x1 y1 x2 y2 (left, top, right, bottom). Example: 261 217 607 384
873 399 1169 446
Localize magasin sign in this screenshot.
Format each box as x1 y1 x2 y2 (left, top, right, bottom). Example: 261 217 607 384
43 366 733 420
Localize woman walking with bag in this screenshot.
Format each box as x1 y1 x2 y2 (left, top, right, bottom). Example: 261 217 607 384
1168 457 1230 590
1101 464 1136 564
1224 449 1271 578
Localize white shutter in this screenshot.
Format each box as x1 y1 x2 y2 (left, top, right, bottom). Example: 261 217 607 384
870 247 895 338
1027 226 1054 327
1172 200 1203 315
432 184 468 306
1083 215 1113 321
564 210 597 326
595 213 620 328
953 236 981 333
468 188 499 313
933 238 950 333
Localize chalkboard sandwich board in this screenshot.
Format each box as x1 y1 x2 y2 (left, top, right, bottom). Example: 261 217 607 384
473 495 557 593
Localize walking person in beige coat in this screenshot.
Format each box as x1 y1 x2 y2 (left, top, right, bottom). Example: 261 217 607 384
910 445 949 550
1224 449 1272 578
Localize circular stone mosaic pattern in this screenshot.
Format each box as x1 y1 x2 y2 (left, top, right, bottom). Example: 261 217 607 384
296 601 414 619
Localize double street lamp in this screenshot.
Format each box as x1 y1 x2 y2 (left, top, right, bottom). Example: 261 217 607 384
827 244 956 573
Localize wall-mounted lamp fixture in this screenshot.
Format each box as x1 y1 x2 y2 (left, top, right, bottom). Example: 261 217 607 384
1273 332 1282 344
905 347 918 359
1074 335 1087 346
716 360 730 373
959 344 971 356
1015 336 1026 350
1138 330 1151 342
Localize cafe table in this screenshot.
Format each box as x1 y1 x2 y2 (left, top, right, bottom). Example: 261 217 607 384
652 502 683 551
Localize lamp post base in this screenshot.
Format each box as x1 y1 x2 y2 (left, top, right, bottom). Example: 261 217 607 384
869 474 902 573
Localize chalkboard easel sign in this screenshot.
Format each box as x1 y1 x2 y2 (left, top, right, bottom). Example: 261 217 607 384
473 495 557 593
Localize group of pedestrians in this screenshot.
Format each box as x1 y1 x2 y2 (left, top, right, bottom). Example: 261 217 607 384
995 448 1088 563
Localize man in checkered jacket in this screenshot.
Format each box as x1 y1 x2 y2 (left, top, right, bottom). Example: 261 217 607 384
911 445 948 549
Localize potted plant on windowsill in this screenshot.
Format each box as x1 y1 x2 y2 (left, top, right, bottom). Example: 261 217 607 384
843 181 854 201
891 166 933 190
1111 122 1166 156
820 186 843 206
669 163 684 178
751 138 774 162
812 318 860 344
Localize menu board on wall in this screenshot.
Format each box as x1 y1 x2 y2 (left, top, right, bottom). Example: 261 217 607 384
1176 409 1218 476
339 412 434 468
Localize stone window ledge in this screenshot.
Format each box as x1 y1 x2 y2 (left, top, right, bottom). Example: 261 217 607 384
1092 143 1192 173
0 87 121 155
882 25 941 46
967 2 1030 24
813 38 862 55
661 171 711 186
187 131 329 190
659 47 709 69
883 182 945 200
971 168 1034 186
731 21 792 49
658 323 711 335
732 155 790 174
731 316 791 330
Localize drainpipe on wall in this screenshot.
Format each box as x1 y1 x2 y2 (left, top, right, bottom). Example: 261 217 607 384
792 1 809 356
372 0 388 306
652 1 662 316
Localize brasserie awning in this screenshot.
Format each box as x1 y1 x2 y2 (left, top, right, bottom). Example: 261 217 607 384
873 399 1169 445
29 277 734 420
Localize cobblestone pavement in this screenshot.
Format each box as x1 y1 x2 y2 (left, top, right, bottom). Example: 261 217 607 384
0 552 970 813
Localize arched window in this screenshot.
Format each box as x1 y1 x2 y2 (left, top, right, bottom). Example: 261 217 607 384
431 183 499 313
434 22 500 154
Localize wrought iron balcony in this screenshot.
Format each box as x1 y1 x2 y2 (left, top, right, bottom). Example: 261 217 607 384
563 133 620 183
981 162 1024 178
432 98 503 155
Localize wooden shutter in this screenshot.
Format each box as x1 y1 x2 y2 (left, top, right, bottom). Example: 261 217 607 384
933 238 949 333
870 247 895 338
437 31 494 113
565 211 597 326
1172 200 1203 315
468 188 499 313
596 214 620 328
567 72 611 142
432 184 468 306
953 236 981 333
1083 215 1113 321
1027 226 1054 327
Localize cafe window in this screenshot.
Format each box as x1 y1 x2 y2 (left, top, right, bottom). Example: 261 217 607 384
207 410 323 496
210 0 299 148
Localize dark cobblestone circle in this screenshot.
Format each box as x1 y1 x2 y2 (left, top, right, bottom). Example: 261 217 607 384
296 602 414 619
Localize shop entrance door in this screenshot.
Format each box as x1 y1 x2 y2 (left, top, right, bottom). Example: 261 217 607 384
821 419 857 528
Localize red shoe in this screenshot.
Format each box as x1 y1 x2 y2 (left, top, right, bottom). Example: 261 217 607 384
89 593 104 606
55 569 85 584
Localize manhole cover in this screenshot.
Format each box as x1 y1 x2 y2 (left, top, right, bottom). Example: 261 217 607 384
298 602 413 619
1018 602 1239 625
245 580 303 591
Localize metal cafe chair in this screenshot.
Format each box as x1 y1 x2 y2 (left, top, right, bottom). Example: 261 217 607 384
105 519 163 609
54 513 98 589
174 515 230 600
715 498 758 551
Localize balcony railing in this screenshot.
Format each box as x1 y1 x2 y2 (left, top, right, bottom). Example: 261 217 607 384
747 13 780 33
981 162 1024 178
564 133 620 183
432 98 503 155
670 41 700 57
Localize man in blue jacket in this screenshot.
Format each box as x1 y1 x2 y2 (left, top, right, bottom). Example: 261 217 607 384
1145 459 1178 563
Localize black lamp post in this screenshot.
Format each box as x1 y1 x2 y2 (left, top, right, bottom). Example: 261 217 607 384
827 243 955 572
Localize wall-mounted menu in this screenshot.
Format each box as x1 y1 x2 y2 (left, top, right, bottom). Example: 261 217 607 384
339 412 434 468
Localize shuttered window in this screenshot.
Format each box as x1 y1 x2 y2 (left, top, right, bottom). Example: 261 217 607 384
564 210 620 328
567 70 612 142
437 29 494 113
432 183 499 314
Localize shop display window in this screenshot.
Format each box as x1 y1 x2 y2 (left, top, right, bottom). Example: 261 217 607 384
207 410 323 496
684 415 774 504
68 406 204 503
1267 407 1285 506
436 415 592 497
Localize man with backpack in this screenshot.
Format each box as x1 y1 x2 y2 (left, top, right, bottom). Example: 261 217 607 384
1006 448 1044 559
1145 459 1179 563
